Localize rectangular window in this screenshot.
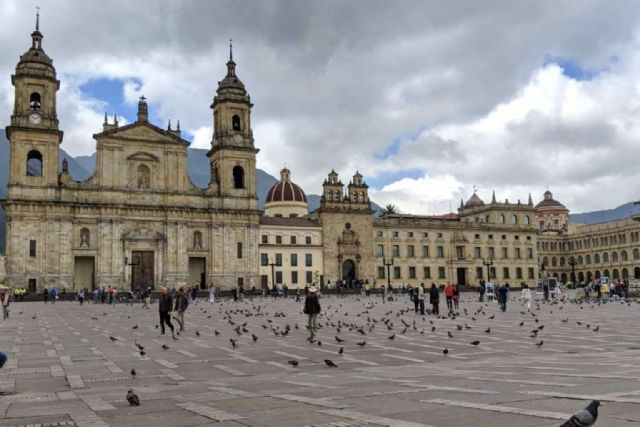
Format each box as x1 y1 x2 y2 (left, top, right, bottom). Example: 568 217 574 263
306 271 313 284
378 266 385 279
490 266 496 279
455 246 464 260
437 233 443 238
290 235 297 245
393 266 401 279
474 234 480 239
276 235 283 244
488 234 494 240
503 267 510 279
407 245 415 257
476 266 483 279
515 248 521 259
488 247 495 258
408 232 414 238
29 240 36 257
290 253 298 267
376 244 384 257
437 246 444 258
305 254 312 267
291 271 298 284
261 234 268 244
275 253 283 266
423 232 428 238
409 266 416 279
305 236 312 245
392 231 399 238
392 245 400 257
275 271 283 284
527 248 533 259
438 266 446 279
377 231 383 237
422 245 430 258
501 247 508 259
528 267 535 279
516 267 523 279
237 242 243 259
260 253 268 266
474 247 481 258
423 266 431 279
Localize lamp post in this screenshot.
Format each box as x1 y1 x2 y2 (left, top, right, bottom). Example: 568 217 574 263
383 257 394 290
268 259 278 291
482 257 493 282
568 256 577 285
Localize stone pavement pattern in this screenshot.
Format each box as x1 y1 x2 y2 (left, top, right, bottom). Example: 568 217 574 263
0 293 639 426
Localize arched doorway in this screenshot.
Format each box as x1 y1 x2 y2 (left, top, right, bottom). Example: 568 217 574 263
613 269 619 280
603 269 610 279
342 259 356 283
635 267 640 279
560 273 567 283
622 268 629 280
578 272 584 283
586 271 593 282
595 270 601 279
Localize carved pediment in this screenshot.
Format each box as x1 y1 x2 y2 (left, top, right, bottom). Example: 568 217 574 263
94 122 188 146
127 151 160 162
122 225 166 242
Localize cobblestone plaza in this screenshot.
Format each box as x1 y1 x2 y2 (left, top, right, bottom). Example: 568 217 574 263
0 294 638 426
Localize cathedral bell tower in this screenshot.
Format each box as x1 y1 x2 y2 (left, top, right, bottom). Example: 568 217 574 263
208 41 259 209
6 11 62 190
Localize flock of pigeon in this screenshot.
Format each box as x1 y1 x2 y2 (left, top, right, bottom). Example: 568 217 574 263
85 293 615 425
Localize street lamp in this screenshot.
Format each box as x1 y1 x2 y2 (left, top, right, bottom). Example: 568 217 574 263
383 257 394 290
568 256 577 285
268 258 279 292
482 257 493 282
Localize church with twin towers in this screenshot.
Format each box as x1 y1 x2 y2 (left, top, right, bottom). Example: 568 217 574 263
4 15 636 292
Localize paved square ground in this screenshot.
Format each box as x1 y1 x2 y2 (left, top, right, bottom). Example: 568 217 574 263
0 292 638 426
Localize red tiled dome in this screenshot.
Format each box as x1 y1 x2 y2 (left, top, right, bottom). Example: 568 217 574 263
464 193 485 208
266 168 307 203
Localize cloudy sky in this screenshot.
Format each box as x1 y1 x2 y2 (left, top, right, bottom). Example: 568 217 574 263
1 0 640 214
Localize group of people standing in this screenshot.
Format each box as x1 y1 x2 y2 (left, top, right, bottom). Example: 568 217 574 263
408 283 460 316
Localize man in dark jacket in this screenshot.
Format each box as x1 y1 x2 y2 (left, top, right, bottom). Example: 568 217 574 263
429 284 440 316
159 287 176 339
173 288 189 332
497 283 509 312
303 286 321 335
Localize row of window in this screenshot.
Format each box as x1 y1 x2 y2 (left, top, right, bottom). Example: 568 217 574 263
542 232 632 252
542 248 640 268
376 244 534 260
473 214 532 225
377 230 532 242
265 270 314 285
261 235 313 245
260 253 313 267
377 265 536 281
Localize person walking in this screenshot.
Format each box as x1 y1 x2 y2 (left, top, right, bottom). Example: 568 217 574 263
158 287 176 339
1 289 11 319
295 285 301 303
43 288 49 304
50 287 58 304
521 284 532 310
417 283 425 315
498 283 509 312
452 284 460 310
478 280 485 302
173 288 189 332
444 283 454 312
429 284 440 316
208 284 216 303
413 285 420 313
303 286 321 335
601 282 610 301
78 289 85 305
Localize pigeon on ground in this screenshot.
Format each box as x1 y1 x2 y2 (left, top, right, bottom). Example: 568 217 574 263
443 348 449 355
109 336 117 341
388 334 396 340
447 332 453 338
536 340 544 347
214 330 220 335
357 341 366 347
252 334 258 342
230 338 237 348
324 359 338 367
195 330 200 336
484 328 491 333
519 321 524 326
139 351 146 356
560 400 600 427
335 336 344 343
161 344 169 350
132 325 138 330
593 326 600 332
338 347 344 355
130 368 136 377
126 390 140 406
470 340 480 346
287 360 299 367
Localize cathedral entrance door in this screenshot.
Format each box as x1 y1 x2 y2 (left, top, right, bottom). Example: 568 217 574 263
188 257 206 289
342 259 356 283
456 268 467 287
74 256 95 291
131 251 154 290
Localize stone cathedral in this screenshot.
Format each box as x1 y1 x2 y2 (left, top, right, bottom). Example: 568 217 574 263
2 18 261 291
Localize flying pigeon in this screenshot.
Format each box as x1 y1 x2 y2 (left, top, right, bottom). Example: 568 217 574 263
126 390 140 406
560 400 600 427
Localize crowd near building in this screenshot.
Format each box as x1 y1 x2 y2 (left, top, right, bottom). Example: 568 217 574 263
1 19 640 292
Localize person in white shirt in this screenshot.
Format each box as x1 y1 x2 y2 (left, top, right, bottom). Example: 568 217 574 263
521 284 532 310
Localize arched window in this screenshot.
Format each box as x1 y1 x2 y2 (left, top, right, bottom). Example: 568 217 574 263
137 164 150 189
524 215 530 225
595 270 601 279
26 150 43 176
512 214 518 224
577 255 583 265
621 250 628 261
613 269 619 279
634 248 640 260
193 231 202 250
232 114 241 131
475 217 480 223
623 268 629 279
80 228 90 248
232 166 244 189
603 269 610 278
499 214 505 224
603 252 609 263
539 220 544 230
594 253 600 264
612 251 618 262
327 191 333 201
542 256 549 266
560 256 565 266
586 254 592 264
30 92 41 111
551 257 557 267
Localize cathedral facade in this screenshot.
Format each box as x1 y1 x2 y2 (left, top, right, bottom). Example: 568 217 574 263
2 21 261 292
